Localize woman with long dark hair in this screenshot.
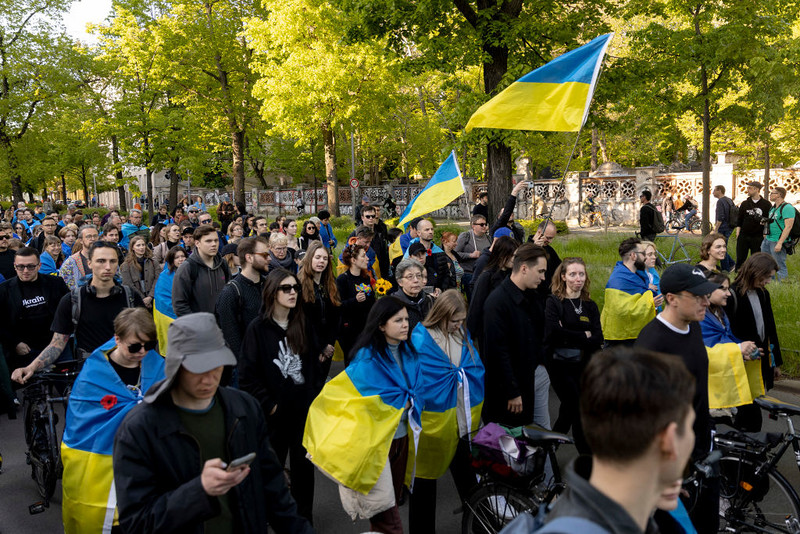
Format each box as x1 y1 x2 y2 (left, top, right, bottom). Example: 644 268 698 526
152 223 181 268
409 289 484 533
544 257 603 453
239 269 320 523
725 252 782 431
336 244 376 363
466 236 519 346
152 246 186 352
299 241 341 389
304 297 422 534
299 220 322 251
119 235 160 309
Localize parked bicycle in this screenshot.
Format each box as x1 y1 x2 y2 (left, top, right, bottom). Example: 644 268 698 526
713 395 800 533
653 233 701 266
460 424 572 534
666 211 701 234
21 361 82 501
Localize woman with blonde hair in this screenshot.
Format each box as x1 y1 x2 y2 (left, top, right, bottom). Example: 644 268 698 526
298 240 340 391
40 235 65 274
226 221 244 244
409 289 484 532
119 235 160 309
59 226 77 256
640 240 663 311
544 257 603 453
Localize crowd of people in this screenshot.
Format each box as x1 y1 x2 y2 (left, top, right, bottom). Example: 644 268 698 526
0 180 792 534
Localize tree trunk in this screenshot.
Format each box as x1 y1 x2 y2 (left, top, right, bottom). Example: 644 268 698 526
0 135 24 204
111 135 127 211
598 133 609 163
145 167 154 224
61 174 67 203
591 126 598 172
169 168 179 210
482 43 512 222
701 94 712 236
763 137 771 192
232 129 246 205
322 120 339 216
81 164 90 202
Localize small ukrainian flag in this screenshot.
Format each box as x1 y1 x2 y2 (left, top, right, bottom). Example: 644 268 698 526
398 151 465 229
466 33 613 133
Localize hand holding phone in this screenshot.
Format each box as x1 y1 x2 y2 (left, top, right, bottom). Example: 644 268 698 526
225 452 256 472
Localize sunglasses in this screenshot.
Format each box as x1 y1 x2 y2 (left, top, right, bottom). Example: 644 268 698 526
363 214 376 219
278 284 302 294
253 251 270 259
127 340 158 353
199 219 212 224
473 222 487 227
0 235 10 240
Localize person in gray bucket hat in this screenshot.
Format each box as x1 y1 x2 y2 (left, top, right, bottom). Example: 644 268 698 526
113 312 314 534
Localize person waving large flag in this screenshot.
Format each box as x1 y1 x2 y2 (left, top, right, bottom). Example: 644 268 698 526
466 33 613 133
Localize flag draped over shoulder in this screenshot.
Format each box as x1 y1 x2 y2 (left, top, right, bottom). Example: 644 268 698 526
411 324 484 480
600 262 656 342
62 339 165 533
398 151 465 230
153 264 176 356
465 33 613 133
303 346 422 494
700 312 764 409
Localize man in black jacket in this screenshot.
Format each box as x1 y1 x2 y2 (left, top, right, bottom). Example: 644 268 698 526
482 243 547 426
639 190 658 242
736 181 772 270
113 313 313 534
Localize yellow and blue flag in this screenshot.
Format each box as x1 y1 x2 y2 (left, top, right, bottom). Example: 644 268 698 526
61 339 165 533
700 312 764 409
153 264 176 356
600 261 656 342
303 345 423 494
411 324 484 480
465 33 613 132
398 151 465 230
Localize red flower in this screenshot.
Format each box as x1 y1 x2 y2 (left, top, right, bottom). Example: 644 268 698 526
100 395 118 410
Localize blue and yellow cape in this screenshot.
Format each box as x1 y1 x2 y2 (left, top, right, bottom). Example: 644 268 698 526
152 264 176 355
600 262 655 341
61 339 165 533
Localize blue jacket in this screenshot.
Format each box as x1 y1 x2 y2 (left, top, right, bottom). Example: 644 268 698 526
319 222 337 250
40 251 59 275
120 222 149 248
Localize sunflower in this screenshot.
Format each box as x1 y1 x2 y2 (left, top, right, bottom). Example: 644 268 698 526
375 278 393 296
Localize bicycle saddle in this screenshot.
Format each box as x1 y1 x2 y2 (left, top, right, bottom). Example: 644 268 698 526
522 424 573 445
754 395 800 417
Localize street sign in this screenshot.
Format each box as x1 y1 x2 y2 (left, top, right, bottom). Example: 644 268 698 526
350 178 359 189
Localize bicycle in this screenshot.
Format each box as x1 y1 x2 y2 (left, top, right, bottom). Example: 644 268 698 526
460 424 573 534
713 395 800 533
666 211 701 234
21 361 82 501
651 233 701 266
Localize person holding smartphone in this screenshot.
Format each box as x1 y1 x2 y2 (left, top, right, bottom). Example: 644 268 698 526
113 312 313 534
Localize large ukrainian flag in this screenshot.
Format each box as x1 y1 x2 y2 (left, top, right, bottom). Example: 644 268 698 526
61 339 165 533
600 261 656 342
701 313 764 409
303 345 423 494
411 324 484 480
466 33 613 132
398 151 465 230
152 264 177 356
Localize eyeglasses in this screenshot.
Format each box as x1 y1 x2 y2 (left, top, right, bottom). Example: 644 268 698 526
278 284 302 294
363 214 376 219
402 273 424 281
473 222 487 227
253 251 270 259
14 263 38 271
272 246 287 252
127 340 158 353
199 219 212 224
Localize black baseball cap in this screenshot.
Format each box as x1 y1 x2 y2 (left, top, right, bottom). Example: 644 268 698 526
660 264 721 296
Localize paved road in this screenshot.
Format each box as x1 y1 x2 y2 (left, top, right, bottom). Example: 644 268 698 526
2 379 800 534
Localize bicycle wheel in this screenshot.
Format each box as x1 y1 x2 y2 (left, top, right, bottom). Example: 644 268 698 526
689 219 702 234
719 455 800 533
666 217 682 234
25 401 57 499
462 483 539 534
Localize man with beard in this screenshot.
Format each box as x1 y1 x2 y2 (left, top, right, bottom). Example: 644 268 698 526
636 264 721 533
600 238 662 347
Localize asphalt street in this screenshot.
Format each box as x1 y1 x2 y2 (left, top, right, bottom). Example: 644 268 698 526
2 376 800 534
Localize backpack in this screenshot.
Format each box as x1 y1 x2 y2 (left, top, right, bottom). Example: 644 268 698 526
726 198 740 228
498 505 612 534
646 203 665 234
776 203 800 254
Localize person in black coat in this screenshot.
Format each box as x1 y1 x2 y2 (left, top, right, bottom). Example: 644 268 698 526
239 269 322 523
298 241 341 391
482 244 548 427
335 244 376 364
113 313 313 534
736 181 773 270
543 258 603 454
725 252 783 431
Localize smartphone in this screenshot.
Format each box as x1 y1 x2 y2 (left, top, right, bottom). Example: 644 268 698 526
226 452 256 471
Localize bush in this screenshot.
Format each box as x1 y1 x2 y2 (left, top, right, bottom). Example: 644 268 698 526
517 218 570 238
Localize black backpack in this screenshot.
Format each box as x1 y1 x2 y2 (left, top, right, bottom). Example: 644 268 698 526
726 198 740 228
645 204 665 233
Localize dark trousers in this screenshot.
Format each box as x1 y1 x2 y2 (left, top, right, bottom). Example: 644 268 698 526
736 233 764 270
370 436 409 534
408 440 477 534
269 393 315 523
547 358 589 454
603 339 636 350
734 402 763 432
